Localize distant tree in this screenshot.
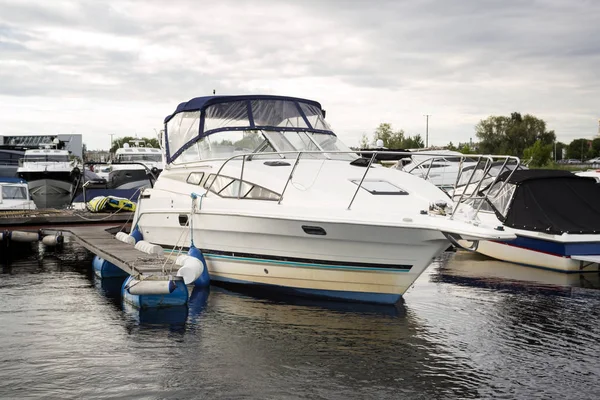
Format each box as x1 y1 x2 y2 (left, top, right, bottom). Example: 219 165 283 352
446 141 457 151
457 142 476 154
403 134 424 149
566 138 593 161
523 140 552 167
372 123 423 149
591 138 600 158
110 136 160 153
358 133 370 149
475 112 556 157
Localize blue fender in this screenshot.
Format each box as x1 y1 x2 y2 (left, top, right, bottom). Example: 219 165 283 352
188 246 210 287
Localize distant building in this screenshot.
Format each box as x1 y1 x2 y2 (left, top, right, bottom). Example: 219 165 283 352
0 134 83 158
84 150 111 163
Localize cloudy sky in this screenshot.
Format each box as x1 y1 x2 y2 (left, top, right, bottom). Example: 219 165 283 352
1 0 599 150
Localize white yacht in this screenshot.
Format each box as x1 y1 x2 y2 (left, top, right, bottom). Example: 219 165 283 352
0 177 36 211
131 95 514 304
94 141 163 190
17 148 79 208
398 150 478 192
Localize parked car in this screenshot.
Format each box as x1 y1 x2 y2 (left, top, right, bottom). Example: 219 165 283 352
558 159 582 164
585 157 600 164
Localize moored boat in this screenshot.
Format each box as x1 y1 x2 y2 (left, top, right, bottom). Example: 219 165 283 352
16 148 79 208
456 169 600 273
131 94 514 304
0 177 36 211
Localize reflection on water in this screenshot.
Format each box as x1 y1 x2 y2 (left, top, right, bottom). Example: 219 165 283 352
0 244 598 399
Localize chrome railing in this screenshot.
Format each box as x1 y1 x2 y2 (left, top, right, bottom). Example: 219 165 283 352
199 149 521 217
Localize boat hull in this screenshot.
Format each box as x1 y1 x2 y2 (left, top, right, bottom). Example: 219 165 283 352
140 212 449 304
458 236 600 273
27 178 73 209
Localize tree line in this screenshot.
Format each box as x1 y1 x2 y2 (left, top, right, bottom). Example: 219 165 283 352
362 113 598 167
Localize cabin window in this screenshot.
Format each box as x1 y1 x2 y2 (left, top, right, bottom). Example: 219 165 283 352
251 100 309 128
204 101 251 131
2 185 27 200
298 103 331 130
205 174 280 200
486 182 516 216
186 172 205 185
351 179 409 195
167 111 201 161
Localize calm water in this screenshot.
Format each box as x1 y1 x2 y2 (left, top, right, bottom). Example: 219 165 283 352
0 242 599 399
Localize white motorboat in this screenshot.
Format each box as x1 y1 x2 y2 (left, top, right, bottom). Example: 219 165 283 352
0 177 36 210
397 150 479 192
456 168 600 273
131 95 514 304
17 148 79 208
94 140 163 190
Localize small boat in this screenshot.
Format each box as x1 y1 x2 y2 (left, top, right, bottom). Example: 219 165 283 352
0 177 36 210
456 169 600 273
16 147 80 209
93 140 162 190
130 94 514 304
575 169 600 183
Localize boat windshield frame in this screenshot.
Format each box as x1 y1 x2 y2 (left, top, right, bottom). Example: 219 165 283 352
171 129 357 164
164 96 336 164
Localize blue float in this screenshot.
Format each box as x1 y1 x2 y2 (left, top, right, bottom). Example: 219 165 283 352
92 255 128 278
130 227 143 243
121 276 188 309
188 246 210 287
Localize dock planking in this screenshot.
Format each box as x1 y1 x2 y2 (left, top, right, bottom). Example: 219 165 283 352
66 226 179 277
0 209 134 230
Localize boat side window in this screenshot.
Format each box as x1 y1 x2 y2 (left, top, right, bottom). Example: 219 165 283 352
24 155 69 162
2 185 27 200
204 173 280 200
186 172 204 185
486 182 516 216
117 154 162 163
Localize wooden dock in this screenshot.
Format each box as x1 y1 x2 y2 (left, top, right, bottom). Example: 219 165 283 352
0 209 134 231
64 226 178 278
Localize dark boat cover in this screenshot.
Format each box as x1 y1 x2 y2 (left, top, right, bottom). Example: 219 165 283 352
493 170 600 234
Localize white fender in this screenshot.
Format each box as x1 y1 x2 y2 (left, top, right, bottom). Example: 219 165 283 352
116 232 136 245
177 257 204 285
134 240 163 256
175 254 191 266
42 235 59 246
126 279 175 295
10 231 39 243
0 232 3 242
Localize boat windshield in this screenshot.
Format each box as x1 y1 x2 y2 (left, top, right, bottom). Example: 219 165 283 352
2 185 27 200
173 130 357 163
116 154 162 163
23 155 69 163
166 97 356 163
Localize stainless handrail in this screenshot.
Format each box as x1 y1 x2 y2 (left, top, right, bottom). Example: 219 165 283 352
278 153 303 204
348 153 376 210
196 149 521 217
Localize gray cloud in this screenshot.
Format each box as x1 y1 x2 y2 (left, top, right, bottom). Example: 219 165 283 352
0 0 598 149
